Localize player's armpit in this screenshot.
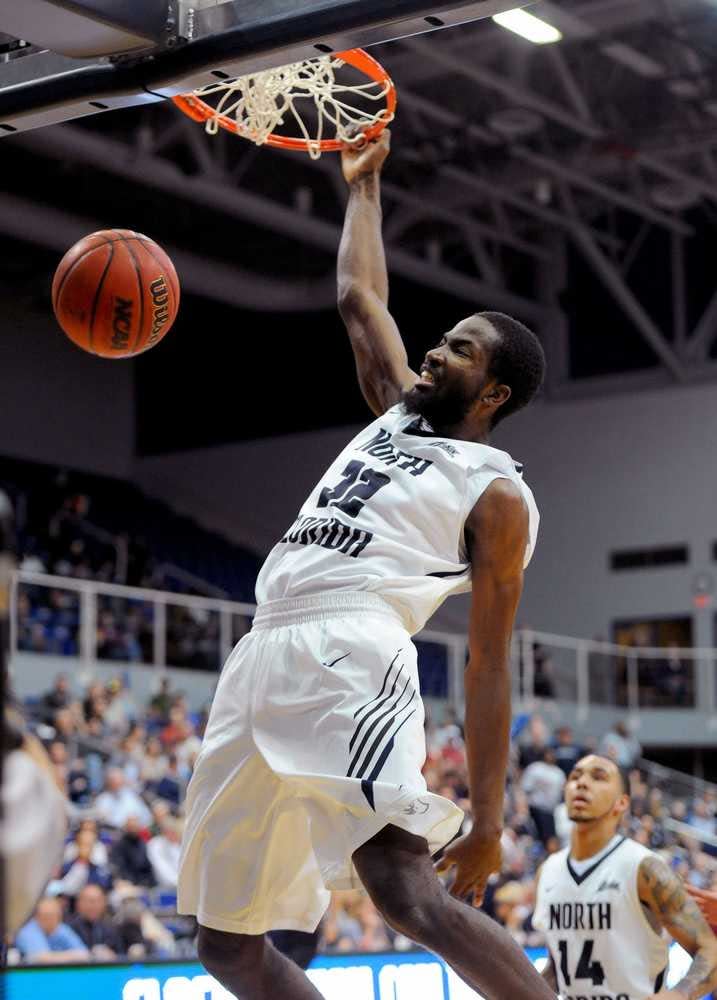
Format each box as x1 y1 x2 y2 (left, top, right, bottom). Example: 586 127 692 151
638 856 717 1000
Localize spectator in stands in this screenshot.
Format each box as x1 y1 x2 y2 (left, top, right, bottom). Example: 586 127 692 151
148 677 174 726
518 713 549 769
104 676 135 734
63 819 109 866
82 681 107 727
68 885 122 959
532 643 555 698
174 720 202 774
492 882 532 946
149 799 172 837
653 642 691 706
95 767 152 829
56 827 113 898
147 817 183 889
689 798 717 845
431 707 464 751
52 705 81 747
110 815 156 888
154 753 184 806
113 898 152 959
47 740 70 792
551 726 583 777
14 896 89 964
160 704 192 750
600 719 641 768
67 756 92 805
521 748 565 845
40 673 72 723
140 735 169 788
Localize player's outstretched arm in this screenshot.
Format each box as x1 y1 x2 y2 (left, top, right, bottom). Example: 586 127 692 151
437 479 528 902
639 855 717 1000
338 131 418 416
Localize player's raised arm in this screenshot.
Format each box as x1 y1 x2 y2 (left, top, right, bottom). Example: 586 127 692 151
639 855 717 1000
338 131 418 416
437 479 528 901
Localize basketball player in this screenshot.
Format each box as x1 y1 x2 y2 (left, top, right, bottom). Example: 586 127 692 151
533 754 717 1000
178 130 555 1000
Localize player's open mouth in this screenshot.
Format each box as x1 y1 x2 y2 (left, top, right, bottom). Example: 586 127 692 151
419 368 437 385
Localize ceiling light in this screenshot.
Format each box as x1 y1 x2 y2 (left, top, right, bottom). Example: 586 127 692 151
492 8 563 44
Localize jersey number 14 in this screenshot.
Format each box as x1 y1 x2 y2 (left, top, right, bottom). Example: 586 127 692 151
557 939 606 986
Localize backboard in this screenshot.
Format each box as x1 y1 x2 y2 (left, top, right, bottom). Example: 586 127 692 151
0 0 533 135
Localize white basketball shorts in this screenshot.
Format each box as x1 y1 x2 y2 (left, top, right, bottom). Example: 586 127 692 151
177 591 464 935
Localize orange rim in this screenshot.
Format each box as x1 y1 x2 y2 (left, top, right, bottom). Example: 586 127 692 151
172 48 396 152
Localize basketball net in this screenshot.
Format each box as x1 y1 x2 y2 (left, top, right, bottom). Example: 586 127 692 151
173 50 396 159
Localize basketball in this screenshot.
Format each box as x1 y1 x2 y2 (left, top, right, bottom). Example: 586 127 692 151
51 229 180 358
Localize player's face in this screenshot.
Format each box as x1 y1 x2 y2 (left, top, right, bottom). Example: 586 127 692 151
565 755 628 824
402 316 501 428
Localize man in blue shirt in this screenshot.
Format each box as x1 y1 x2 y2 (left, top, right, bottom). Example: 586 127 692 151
14 896 89 964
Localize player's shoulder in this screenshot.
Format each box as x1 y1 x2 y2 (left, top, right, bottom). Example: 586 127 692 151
467 476 529 534
619 836 658 865
538 845 570 883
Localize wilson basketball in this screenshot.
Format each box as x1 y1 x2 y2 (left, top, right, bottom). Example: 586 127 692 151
52 229 180 358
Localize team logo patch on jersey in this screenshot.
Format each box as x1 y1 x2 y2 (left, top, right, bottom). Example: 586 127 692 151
596 879 620 892
422 440 458 457
403 798 430 815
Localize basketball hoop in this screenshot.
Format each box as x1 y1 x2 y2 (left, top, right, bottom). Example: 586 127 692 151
172 48 396 159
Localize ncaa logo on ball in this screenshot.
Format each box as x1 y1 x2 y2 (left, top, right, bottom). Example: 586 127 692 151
111 296 133 350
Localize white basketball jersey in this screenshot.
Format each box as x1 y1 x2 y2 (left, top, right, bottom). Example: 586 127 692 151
256 404 539 634
533 837 669 1000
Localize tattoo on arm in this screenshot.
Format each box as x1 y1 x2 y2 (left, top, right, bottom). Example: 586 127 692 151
639 856 717 999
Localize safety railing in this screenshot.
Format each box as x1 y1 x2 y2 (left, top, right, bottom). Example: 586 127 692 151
9 570 717 714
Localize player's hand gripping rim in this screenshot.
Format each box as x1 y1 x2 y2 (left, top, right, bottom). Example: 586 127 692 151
341 127 390 185
434 828 503 906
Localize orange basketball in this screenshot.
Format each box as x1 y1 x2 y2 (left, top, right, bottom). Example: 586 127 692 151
52 229 180 358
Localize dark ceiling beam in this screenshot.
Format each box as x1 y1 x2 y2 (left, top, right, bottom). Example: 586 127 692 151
0 190 338 311
10 123 548 321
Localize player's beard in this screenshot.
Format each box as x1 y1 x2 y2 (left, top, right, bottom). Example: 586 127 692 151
402 380 475 430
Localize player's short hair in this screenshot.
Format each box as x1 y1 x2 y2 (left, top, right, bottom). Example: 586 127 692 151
476 311 546 427
580 754 631 796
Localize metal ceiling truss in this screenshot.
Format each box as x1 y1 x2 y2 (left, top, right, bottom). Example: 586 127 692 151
3 0 717 395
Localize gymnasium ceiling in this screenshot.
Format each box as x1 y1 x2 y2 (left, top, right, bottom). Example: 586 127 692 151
2 0 717 449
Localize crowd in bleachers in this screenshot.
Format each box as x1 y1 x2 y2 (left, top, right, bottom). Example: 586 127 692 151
8 668 717 964
1 456 261 670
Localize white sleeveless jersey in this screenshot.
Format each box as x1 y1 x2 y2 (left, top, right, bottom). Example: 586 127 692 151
533 837 669 1000
256 404 539 634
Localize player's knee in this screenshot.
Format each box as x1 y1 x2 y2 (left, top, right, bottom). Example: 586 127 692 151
366 877 443 945
197 925 259 980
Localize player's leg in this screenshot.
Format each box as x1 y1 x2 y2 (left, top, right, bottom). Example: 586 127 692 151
197 926 324 1000
353 825 556 1000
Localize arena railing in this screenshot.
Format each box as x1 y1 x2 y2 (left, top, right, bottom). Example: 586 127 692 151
9 570 717 717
